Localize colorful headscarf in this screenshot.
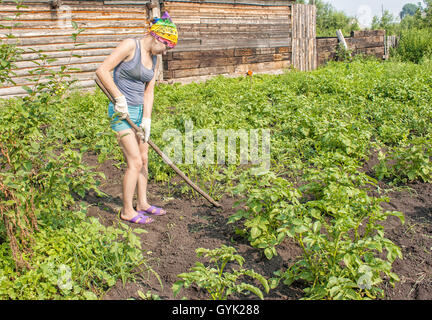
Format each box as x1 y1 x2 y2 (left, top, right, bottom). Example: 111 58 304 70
149 11 178 49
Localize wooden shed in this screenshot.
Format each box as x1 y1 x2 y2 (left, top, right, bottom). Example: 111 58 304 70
0 0 317 99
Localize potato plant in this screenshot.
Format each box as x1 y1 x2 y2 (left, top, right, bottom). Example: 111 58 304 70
172 245 269 300
155 57 430 300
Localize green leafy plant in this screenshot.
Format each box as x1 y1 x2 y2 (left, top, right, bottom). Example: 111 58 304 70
335 42 353 62
374 137 432 184
172 245 269 300
137 290 162 300
0 4 97 271
395 27 432 63
0 0 25 85
2 42 431 300
0 2 157 300
22 20 85 104
0 205 150 300
274 193 404 300
228 170 302 260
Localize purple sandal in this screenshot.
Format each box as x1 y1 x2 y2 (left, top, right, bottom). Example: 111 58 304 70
137 205 166 216
121 213 154 224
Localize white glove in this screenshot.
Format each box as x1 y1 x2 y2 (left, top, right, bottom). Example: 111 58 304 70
139 117 151 142
114 95 129 120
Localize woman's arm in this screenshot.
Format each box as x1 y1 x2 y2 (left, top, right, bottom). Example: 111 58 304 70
142 58 158 118
95 39 135 99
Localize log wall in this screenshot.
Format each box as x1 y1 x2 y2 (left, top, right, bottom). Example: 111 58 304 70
1 0 315 97
162 46 292 81
160 0 295 83
1 1 387 100
317 30 386 66
0 0 151 98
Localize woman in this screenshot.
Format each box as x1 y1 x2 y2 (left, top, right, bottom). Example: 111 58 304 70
95 12 178 224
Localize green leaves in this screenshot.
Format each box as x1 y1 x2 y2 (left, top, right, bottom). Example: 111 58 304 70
373 137 432 184
0 212 147 299
172 280 185 298
172 245 269 300
0 5 150 298
209 58 431 300
2 38 430 301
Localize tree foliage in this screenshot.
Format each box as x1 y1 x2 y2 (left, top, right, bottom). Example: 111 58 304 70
392 1 432 63
295 0 360 37
371 10 398 35
400 3 420 20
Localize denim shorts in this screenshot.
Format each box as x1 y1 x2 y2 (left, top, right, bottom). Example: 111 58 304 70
108 101 143 132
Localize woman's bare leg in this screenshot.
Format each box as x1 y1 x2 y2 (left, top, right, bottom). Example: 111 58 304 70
136 137 166 215
117 129 153 221
136 136 149 208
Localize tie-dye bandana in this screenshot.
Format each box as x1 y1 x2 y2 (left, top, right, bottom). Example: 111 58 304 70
149 11 178 48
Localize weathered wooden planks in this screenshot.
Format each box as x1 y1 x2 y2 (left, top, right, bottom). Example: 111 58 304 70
165 60 291 79
163 0 292 52
317 30 386 66
351 30 385 37
2 1 322 98
160 0 294 81
162 45 291 80
290 3 316 71
0 0 151 99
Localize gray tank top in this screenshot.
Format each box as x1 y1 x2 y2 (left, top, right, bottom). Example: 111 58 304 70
113 39 157 105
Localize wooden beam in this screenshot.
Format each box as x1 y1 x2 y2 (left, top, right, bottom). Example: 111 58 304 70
336 29 350 52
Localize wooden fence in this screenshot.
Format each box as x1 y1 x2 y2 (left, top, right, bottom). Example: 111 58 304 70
1 0 319 97
316 30 386 66
0 0 151 99
384 35 399 59
161 1 317 83
162 0 295 82
0 1 386 99
291 3 317 71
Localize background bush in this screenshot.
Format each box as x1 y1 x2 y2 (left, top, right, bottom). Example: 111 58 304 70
394 28 432 64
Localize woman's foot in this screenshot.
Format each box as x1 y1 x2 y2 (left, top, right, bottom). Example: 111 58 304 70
136 204 166 216
120 209 154 224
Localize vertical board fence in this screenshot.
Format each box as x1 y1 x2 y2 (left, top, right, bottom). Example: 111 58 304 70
384 35 399 59
291 3 316 71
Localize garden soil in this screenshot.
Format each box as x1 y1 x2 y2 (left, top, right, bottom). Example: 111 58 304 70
81 152 432 300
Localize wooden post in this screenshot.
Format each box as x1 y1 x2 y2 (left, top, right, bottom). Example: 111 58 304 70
149 0 163 82
336 29 352 60
384 34 388 60
336 29 349 50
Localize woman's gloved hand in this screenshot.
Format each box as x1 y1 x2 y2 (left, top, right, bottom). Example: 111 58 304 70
114 95 129 120
139 117 151 142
